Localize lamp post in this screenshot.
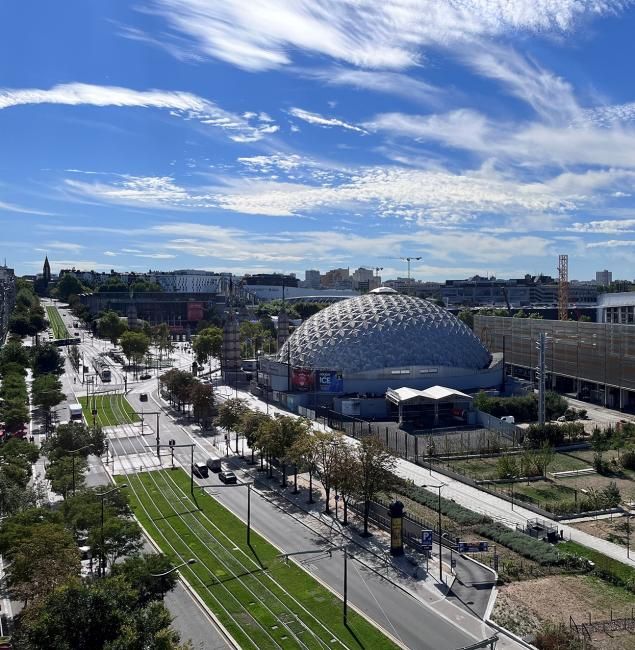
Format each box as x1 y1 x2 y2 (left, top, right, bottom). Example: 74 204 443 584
69 444 92 495
422 483 446 583
96 484 127 577
200 481 253 546
150 557 196 577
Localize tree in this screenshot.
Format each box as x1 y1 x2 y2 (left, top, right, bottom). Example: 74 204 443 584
44 421 105 460
10 574 185 650
193 326 223 374
7 522 80 605
68 344 81 371
32 373 65 432
263 415 310 488
97 310 127 344
152 323 172 364
9 313 32 337
89 516 143 573
240 409 271 465
32 343 64 375
46 455 88 498
311 430 343 514
355 437 396 536
190 382 215 428
216 398 249 433
110 554 178 606
120 330 150 378
0 339 30 369
287 431 320 503
56 273 86 301
332 442 359 524
457 309 474 329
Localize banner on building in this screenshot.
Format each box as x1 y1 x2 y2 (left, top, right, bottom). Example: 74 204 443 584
187 301 204 321
292 368 314 391
316 370 344 392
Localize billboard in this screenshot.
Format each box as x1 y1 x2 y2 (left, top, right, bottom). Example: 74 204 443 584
292 368 314 391
316 370 343 393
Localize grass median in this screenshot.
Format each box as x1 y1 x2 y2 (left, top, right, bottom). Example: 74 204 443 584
46 305 69 339
118 469 398 650
78 393 139 427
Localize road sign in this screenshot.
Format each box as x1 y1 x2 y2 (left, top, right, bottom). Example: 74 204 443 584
458 541 489 553
421 530 433 550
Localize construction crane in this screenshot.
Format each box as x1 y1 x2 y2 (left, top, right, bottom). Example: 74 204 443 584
386 256 422 290
558 254 569 321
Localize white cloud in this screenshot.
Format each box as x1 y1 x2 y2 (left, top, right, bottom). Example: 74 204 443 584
0 82 277 142
572 218 635 233
41 241 84 253
586 239 635 248
148 0 625 71
0 200 55 216
104 251 118 257
288 107 367 134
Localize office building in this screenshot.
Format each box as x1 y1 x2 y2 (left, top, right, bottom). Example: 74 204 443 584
596 270 613 286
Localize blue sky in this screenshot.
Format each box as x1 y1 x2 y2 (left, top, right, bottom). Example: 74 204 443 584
1 0 635 282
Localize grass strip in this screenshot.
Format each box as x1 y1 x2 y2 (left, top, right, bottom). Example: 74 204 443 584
119 469 397 650
78 394 139 427
46 306 69 339
559 541 635 593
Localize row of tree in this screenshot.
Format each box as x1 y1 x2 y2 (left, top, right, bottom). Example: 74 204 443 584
0 424 187 648
217 399 396 535
7 280 47 340
160 369 215 427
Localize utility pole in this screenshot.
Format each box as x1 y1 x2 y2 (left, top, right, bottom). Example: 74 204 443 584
536 333 547 426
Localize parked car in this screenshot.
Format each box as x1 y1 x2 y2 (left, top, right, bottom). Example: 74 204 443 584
192 463 209 478
219 470 237 484
140 373 151 380
139 393 148 402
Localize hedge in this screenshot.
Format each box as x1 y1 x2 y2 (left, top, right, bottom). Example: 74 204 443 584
476 522 560 565
398 482 491 526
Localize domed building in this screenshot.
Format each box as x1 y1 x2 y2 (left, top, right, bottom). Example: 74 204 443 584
259 288 502 410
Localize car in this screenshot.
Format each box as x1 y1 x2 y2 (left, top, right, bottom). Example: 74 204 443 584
139 393 148 402
192 463 209 478
219 470 237 484
206 457 222 472
140 373 151 380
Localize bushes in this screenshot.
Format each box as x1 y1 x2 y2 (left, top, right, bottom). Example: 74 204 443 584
474 391 568 423
398 481 491 526
476 522 560 565
524 422 584 448
621 449 635 470
558 541 635 594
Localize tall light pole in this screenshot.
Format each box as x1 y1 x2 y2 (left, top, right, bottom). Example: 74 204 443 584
69 444 92 495
96 484 127 577
422 483 446 583
199 481 253 546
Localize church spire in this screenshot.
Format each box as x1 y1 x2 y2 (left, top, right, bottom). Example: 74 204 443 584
43 255 51 284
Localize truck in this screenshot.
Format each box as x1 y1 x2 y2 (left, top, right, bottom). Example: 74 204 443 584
69 403 83 421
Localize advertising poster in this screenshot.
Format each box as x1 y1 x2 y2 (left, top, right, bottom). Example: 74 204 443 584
317 370 344 392
292 367 314 391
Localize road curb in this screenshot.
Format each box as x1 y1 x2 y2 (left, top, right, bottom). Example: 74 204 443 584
103 465 240 649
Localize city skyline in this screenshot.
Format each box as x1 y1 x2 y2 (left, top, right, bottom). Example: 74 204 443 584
2 1 635 281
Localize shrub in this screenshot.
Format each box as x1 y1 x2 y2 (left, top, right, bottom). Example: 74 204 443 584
475 522 560 565
397 482 491 526
535 622 584 650
495 455 519 479
620 449 635 470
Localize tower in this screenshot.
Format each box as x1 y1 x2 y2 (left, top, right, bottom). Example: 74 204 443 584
43 255 51 285
221 309 241 384
558 254 569 321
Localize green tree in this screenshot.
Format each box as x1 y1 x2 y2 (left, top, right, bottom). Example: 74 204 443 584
31 373 65 432
0 339 30 369
190 381 215 428
263 415 310 488
193 326 223 373
120 330 150 378
56 273 86 301
310 430 343 514
89 516 143 574
240 409 271 465
110 554 178 605
457 309 474 329
46 455 88 498
97 310 127 344
355 437 396 536
32 343 64 375
7 522 80 605
9 313 33 337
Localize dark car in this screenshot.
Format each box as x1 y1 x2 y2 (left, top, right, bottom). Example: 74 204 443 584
219 470 237 484
139 393 148 402
140 373 152 380
192 463 209 478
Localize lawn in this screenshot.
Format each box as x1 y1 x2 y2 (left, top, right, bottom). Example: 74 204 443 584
119 469 397 650
78 393 139 427
46 305 69 339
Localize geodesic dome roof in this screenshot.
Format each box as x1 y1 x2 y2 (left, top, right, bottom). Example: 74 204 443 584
276 293 491 373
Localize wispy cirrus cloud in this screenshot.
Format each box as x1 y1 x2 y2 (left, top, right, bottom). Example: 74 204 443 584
570 219 635 234
145 0 627 72
0 83 278 142
288 107 367 134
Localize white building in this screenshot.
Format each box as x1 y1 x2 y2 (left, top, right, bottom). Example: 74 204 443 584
597 292 635 324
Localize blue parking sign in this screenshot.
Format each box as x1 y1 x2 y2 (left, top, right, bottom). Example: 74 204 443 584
421 530 433 550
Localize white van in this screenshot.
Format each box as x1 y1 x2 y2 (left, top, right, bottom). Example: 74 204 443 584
500 415 516 424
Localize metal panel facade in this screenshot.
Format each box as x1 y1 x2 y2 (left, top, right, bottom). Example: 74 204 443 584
474 316 635 390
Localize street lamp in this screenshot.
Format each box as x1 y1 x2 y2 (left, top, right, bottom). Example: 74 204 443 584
96 484 127 577
150 557 196 577
69 444 92 495
200 481 253 546
421 483 446 583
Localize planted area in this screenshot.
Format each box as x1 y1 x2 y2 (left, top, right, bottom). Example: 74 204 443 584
475 523 560 565
558 541 635 594
120 469 397 650
46 305 69 339
78 393 139 427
